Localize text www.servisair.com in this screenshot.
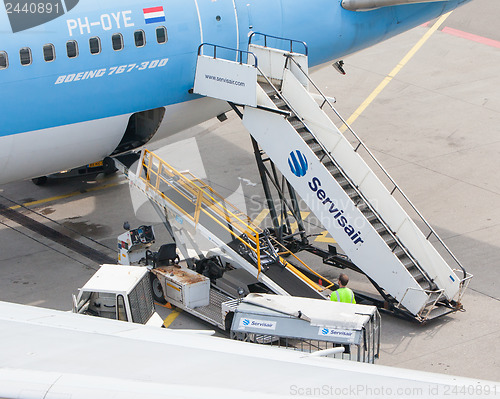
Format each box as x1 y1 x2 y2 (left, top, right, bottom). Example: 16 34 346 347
205 74 246 87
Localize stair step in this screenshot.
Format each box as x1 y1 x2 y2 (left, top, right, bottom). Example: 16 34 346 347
259 82 276 96
423 305 454 320
381 234 396 246
425 291 442 305
344 188 360 199
304 137 316 146
289 118 304 130
309 143 322 153
371 222 386 234
335 176 351 188
323 160 338 171
362 210 378 223
326 165 340 175
400 256 414 268
393 246 407 259
407 265 424 280
357 201 371 212
273 98 287 109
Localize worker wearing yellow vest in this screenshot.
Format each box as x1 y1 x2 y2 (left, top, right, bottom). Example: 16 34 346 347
330 273 356 304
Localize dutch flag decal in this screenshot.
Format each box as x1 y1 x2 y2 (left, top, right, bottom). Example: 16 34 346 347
143 6 166 24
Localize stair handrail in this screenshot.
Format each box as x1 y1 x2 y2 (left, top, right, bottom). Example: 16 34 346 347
198 43 258 67
396 286 445 321
140 149 336 291
452 269 473 303
270 236 336 292
249 32 308 56
286 55 467 280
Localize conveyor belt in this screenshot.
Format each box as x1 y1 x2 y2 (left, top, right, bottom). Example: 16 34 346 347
261 261 324 299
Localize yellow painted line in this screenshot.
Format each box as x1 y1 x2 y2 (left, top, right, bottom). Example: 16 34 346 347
340 12 452 132
8 181 122 210
251 208 270 228
163 309 181 328
314 230 337 244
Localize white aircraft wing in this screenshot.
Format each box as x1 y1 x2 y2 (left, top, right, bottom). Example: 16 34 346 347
0 301 497 398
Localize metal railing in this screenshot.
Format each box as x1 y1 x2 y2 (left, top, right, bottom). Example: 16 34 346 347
396 287 445 322
138 149 335 294
249 32 308 56
453 269 473 304
140 149 262 274
198 43 258 67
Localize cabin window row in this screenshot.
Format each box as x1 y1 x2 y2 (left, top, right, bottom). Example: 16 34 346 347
0 27 168 69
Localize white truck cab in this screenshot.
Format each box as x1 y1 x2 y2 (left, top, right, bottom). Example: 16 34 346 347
73 264 163 327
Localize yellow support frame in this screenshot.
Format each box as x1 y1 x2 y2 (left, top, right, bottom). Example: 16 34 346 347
138 149 334 291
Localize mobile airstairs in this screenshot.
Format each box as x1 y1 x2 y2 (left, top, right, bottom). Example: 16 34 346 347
191 34 472 322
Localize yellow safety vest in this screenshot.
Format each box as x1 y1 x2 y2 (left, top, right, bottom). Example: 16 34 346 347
330 287 356 304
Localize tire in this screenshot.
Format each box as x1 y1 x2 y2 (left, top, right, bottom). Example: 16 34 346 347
32 176 48 186
224 312 235 332
150 274 166 304
102 157 117 175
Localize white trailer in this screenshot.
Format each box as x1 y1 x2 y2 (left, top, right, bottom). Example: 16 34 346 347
229 293 380 363
149 261 381 364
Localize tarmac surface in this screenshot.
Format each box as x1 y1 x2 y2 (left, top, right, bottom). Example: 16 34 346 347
1 0 499 383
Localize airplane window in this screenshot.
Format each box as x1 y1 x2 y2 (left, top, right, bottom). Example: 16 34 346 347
66 40 79 58
134 30 146 48
0 52 7 70
19 47 32 66
89 37 101 55
112 33 124 51
43 44 55 62
156 26 168 44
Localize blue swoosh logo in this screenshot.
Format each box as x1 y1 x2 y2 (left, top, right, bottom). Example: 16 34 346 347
288 150 308 178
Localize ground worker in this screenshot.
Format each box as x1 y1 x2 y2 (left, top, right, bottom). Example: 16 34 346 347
330 273 356 304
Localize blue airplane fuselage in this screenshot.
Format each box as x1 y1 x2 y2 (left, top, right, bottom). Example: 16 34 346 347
0 0 470 183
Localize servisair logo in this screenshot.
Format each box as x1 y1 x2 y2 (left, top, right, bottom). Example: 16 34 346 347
4 0 79 33
238 318 277 330
288 150 308 178
287 147 366 247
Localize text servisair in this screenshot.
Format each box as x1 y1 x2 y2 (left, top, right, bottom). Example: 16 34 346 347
288 150 365 247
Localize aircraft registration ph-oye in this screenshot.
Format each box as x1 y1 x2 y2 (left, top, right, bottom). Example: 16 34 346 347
0 0 470 185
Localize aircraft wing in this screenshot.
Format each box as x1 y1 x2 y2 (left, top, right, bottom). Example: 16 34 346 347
1 301 498 398
342 0 451 11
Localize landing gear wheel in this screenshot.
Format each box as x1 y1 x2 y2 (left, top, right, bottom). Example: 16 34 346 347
102 157 117 176
150 274 166 304
32 176 48 186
